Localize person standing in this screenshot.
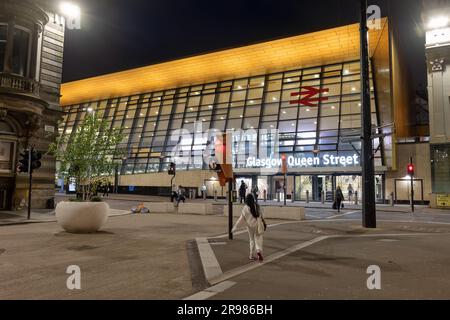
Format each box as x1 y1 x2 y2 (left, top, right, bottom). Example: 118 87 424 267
239 181 247 204
102 181 110 197
347 184 354 202
252 184 259 203
177 186 186 205
335 186 344 213
231 194 266 262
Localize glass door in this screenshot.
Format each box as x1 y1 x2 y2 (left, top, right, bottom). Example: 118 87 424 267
295 176 312 201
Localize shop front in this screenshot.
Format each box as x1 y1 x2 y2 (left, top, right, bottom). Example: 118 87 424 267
235 170 386 203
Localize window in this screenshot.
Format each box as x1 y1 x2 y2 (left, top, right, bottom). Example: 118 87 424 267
431 144 450 193
0 141 14 172
61 60 382 174
12 27 31 76
0 24 7 72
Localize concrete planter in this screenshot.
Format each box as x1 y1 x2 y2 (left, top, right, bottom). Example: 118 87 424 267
56 201 109 234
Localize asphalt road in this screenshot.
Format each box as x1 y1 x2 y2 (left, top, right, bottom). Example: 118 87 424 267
201 209 450 300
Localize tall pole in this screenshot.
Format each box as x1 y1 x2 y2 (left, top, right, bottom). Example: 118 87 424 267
27 148 32 220
410 156 415 213
360 0 376 228
228 179 233 240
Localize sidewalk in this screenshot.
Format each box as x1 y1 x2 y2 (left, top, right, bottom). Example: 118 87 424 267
55 192 448 214
0 208 130 226
0 209 56 225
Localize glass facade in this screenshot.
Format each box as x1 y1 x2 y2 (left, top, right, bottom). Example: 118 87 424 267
60 60 383 175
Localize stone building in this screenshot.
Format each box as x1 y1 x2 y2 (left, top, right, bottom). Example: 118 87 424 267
423 0 450 208
0 0 66 209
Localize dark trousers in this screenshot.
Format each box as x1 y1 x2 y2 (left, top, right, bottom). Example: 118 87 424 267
336 200 342 212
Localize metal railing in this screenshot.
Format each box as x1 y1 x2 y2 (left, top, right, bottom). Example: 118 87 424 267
0 73 39 95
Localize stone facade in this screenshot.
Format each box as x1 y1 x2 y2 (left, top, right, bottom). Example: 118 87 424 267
424 1 450 208
0 0 65 209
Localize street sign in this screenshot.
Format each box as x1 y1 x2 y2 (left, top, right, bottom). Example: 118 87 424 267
437 194 450 208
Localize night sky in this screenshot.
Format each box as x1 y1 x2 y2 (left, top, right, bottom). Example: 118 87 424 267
62 0 426 90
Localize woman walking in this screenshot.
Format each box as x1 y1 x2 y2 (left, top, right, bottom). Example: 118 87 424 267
335 186 344 213
232 194 266 262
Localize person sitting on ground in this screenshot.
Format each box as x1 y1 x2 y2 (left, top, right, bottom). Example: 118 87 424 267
232 194 266 262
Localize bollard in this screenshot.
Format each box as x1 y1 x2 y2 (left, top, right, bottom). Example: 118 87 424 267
292 190 295 203
354 191 359 205
321 190 325 204
214 189 218 202
277 192 281 202
263 190 267 202
390 192 395 207
306 190 310 203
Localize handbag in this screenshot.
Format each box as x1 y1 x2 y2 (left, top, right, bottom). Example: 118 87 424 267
257 217 266 234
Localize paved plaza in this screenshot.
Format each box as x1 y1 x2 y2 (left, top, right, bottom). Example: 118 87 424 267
0 197 450 300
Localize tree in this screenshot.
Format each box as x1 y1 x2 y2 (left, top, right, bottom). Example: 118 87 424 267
49 113 125 201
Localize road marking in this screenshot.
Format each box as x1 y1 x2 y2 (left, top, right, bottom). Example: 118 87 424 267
210 242 227 246
306 214 323 219
195 238 223 281
183 281 236 300
207 232 439 287
209 235 330 286
326 210 360 219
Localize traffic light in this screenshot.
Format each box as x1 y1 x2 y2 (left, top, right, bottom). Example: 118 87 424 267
31 150 42 172
17 150 30 173
407 163 415 176
17 149 42 174
168 162 176 176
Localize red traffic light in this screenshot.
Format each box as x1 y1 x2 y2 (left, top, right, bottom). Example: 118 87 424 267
407 164 415 176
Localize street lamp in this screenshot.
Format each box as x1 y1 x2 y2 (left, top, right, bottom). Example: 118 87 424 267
427 16 449 30
60 2 80 18
60 2 81 30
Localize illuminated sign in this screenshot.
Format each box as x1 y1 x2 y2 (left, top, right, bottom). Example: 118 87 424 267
246 154 359 168
290 86 329 107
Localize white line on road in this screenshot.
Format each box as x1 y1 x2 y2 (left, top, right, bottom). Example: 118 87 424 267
306 214 323 219
209 235 330 286
207 232 441 290
326 210 360 219
183 281 236 300
195 238 223 281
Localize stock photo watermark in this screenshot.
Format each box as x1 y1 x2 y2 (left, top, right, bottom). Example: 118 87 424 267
169 121 361 175
366 265 381 290
66 265 81 290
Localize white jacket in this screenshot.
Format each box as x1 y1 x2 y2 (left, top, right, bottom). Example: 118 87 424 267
232 205 263 232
